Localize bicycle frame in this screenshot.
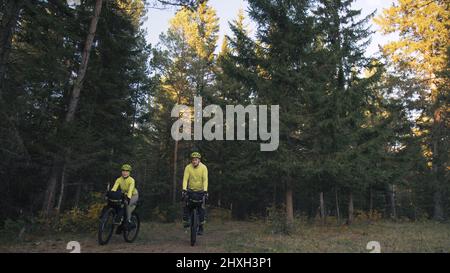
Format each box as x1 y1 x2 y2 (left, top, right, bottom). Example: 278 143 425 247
185 190 205 246
98 191 140 245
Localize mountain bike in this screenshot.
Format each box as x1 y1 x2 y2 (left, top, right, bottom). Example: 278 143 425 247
97 190 140 245
184 190 206 246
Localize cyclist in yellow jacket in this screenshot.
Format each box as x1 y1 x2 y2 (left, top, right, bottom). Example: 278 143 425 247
182 152 208 235
111 164 139 228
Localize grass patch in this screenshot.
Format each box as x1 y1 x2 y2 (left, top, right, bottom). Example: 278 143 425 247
1 219 449 253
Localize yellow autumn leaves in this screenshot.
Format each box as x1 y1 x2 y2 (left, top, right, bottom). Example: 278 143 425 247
169 2 219 61
374 0 449 81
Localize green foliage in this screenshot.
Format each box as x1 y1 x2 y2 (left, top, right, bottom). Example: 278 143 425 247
1 218 26 240
0 0 151 222
0 0 447 228
354 210 383 223
151 204 181 223
265 205 292 235
208 207 232 222
56 192 104 232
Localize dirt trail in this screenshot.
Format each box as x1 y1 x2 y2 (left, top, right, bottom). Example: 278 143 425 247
3 239 221 253
1 221 249 253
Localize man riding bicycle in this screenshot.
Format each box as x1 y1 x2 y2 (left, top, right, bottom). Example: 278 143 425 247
111 164 139 229
182 152 208 235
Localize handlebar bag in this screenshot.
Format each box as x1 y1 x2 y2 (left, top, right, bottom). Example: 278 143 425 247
107 190 123 202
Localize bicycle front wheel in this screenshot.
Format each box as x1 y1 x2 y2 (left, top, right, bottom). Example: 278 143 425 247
190 209 198 246
98 208 115 245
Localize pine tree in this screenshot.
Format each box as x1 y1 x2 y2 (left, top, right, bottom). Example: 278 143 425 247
375 0 449 220
228 0 316 224
209 10 263 217
311 0 381 224
1 0 151 218
154 1 219 204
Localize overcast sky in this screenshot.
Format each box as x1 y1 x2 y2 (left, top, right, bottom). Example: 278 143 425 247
143 0 397 57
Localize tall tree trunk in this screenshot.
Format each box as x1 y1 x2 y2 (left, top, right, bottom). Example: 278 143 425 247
217 191 221 207
42 0 103 217
347 191 354 225
285 179 294 225
319 191 325 225
433 190 443 221
387 184 396 219
408 186 417 221
335 186 340 224
432 108 444 220
142 159 147 193
42 161 62 215
74 183 82 208
172 140 179 204
131 83 139 135
65 0 103 123
56 165 67 214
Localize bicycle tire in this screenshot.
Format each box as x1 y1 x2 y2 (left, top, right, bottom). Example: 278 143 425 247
123 212 140 243
190 208 198 246
98 208 115 245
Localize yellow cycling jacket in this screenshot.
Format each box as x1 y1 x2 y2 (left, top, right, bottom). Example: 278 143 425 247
182 162 208 192
111 176 138 199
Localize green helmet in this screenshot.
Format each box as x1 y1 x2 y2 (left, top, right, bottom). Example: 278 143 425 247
190 152 201 159
121 164 132 171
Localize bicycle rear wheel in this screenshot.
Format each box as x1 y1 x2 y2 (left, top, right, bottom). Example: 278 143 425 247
190 208 198 246
98 208 115 245
123 212 140 243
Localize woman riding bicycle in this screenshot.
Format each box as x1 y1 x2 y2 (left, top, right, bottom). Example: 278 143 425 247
111 164 139 229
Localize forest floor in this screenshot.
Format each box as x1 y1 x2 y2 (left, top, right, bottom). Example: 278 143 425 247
1 220 449 253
